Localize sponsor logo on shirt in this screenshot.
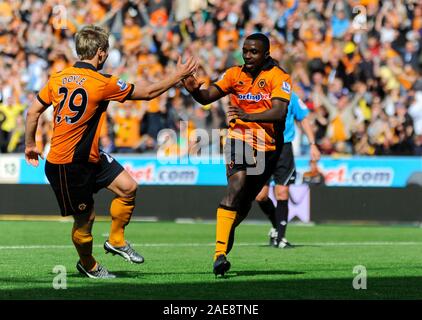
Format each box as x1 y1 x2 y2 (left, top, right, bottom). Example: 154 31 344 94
237 92 270 102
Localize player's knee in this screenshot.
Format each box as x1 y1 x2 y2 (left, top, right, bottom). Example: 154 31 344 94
220 197 237 209
128 182 138 197
72 228 93 245
221 173 248 208
73 207 95 225
224 189 245 208
274 186 289 200
222 189 243 208
121 181 138 198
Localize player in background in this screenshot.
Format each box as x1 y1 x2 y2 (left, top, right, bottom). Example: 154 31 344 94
183 33 291 276
256 91 321 248
25 25 197 279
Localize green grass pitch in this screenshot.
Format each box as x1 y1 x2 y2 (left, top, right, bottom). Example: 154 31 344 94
1 220 422 300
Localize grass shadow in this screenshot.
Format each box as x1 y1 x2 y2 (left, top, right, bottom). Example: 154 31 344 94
2 276 422 300
234 270 305 277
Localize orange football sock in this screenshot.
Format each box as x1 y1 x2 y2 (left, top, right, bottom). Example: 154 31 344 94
72 225 96 271
214 207 237 261
109 196 135 247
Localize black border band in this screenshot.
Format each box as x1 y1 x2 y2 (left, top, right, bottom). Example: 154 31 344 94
36 95 51 108
211 83 227 95
122 84 135 102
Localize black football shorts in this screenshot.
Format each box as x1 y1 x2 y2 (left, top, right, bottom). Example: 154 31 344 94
223 137 282 202
45 151 124 216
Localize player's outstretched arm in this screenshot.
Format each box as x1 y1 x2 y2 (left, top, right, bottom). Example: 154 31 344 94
129 56 198 101
227 99 288 123
182 75 225 105
25 99 47 167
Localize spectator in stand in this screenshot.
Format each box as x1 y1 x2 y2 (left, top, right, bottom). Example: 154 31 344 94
0 96 25 153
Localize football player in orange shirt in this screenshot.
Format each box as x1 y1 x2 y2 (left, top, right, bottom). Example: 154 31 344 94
25 25 197 279
183 33 292 276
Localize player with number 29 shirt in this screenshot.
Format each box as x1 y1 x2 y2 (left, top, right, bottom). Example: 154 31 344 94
37 64 134 164
24 25 197 279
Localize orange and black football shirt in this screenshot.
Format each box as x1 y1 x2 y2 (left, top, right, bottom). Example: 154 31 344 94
37 62 134 164
214 59 291 151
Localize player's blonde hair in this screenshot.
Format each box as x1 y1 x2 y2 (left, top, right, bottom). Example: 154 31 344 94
75 25 109 60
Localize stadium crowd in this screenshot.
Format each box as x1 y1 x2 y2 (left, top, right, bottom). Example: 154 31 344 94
0 0 421 156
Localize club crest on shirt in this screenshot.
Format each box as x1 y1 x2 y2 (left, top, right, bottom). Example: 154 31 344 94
258 79 266 88
117 79 128 91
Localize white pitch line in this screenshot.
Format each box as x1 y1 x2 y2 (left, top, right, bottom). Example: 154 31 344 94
0 241 421 250
299 241 422 246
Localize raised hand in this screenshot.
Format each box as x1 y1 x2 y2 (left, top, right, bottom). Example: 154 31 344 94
182 75 205 93
176 56 199 80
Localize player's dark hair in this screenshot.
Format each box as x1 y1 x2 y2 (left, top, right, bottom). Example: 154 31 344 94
245 33 270 53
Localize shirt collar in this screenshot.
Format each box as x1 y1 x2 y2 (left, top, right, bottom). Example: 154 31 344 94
261 57 278 70
73 61 97 71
